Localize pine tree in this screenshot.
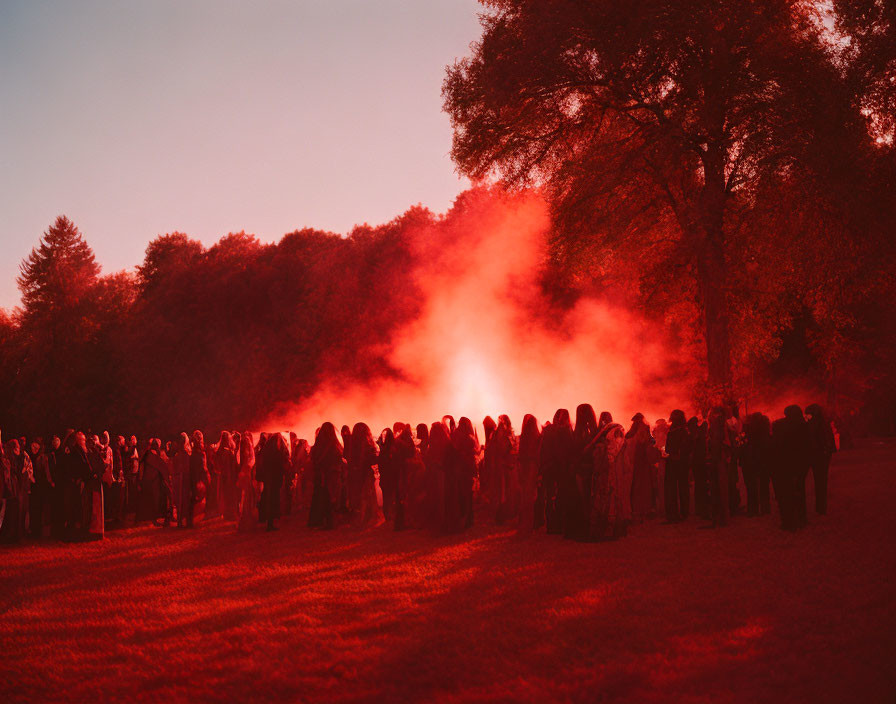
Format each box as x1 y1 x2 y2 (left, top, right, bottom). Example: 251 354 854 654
18 215 100 320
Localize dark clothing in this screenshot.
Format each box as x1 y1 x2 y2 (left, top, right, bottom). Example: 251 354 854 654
258 442 288 529
772 415 811 531
186 448 211 528
664 425 690 521
538 423 574 534
807 415 835 515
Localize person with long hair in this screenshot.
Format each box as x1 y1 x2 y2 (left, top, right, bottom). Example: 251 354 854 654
451 417 480 530
492 414 519 525
539 409 574 534
688 417 710 520
216 431 239 521
624 413 653 523
806 403 835 515
83 435 105 540
170 433 191 528
517 414 541 537
237 432 256 532
259 433 289 531
309 423 345 530
664 410 690 522
377 428 397 522
708 408 730 527
566 404 597 539
187 430 211 528
590 420 627 540
741 412 773 517
422 421 452 534
349 423 384 528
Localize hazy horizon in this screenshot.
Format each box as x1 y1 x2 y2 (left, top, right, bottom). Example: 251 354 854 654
0 0 480 310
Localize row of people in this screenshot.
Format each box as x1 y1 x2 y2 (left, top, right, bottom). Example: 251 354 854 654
0 402 836 543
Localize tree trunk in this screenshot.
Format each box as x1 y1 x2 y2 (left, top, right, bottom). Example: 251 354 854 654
697 145 733 399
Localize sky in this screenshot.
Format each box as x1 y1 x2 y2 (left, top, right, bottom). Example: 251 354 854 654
0 0 481 309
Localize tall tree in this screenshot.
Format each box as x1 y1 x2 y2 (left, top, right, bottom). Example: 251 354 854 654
834 0 896 144
443 0 848 395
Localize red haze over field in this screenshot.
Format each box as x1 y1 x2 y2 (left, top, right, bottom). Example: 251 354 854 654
266 192 686 437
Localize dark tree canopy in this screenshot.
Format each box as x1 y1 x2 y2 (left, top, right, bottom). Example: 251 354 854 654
443 0 864 397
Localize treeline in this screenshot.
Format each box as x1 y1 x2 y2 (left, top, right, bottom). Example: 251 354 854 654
1 180 895 439
0 189 555 437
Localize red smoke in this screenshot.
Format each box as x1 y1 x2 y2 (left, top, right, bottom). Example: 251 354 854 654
265 190 686 438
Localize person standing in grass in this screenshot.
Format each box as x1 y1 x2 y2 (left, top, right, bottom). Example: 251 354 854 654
516 414 541 537
806 404 836 515
187 431 211 528
237 432 257 532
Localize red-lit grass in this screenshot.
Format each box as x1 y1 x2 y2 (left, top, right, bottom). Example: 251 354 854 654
2 442 895 702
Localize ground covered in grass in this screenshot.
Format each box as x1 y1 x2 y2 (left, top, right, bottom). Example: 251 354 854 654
2 441 895 703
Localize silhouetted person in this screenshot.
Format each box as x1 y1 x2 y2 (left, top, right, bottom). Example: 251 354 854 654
49 436 65 539
393 424 417 530
259 433 289 531
216 432 239 521
772 405 810 531
27 438 51 538
124 435 140 517
186 431 211 528
567 404 597 539
708 408 729 527
452 417 479 530
517 414 541 537
664 410 690 522
806 403 835 515
237 432 256 532
741 413 772 516
309 422 344 530
625 413 653 522
377 428 397 521
349 423 384 528
539 409 574 534
688 417 710 520
84 435 105 540
590 420 626 540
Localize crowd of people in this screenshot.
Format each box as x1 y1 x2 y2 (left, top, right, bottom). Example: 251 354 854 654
0 402 839 545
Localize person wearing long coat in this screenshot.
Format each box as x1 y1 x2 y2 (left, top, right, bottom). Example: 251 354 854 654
215 432 239 521
493 415 520 526
624 414 653 522
688 417 711 520
377 429 397 522
137 440 168 525
186 431 211 528
516 415 541 537
83 436 105 540
664 410 691 522
259 433 289 531
309 423 345 530
708 408 730 527
538 409 574 534
169 433 191 527
590 422 626 540
566 404 597 539
0 441 19 543
451 417 480 531
27 438 52 538
741 413 772 516
348 423 384 528
771 405 811 531
806 403 835 515
237 432 257 532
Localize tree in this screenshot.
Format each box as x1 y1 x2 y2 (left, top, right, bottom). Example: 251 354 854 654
834 0 896 144
15 216 103 429
443 0 849 396
18 215 99 321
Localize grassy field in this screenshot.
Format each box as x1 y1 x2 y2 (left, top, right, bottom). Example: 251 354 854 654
2 441 895 703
